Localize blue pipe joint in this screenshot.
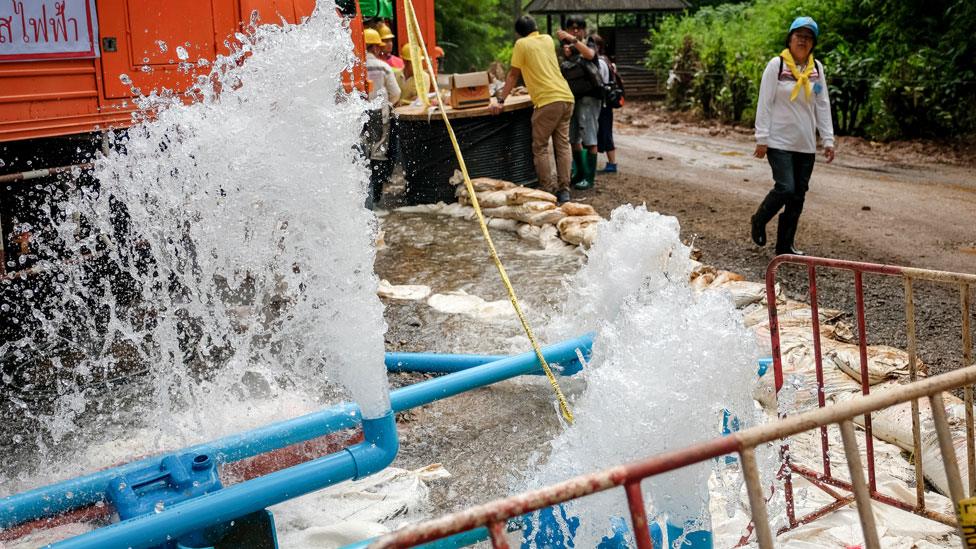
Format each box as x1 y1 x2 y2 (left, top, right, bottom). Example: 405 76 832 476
345 411 399 480
106 453 224 547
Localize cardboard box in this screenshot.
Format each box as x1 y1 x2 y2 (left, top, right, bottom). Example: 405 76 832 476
449 71 491 109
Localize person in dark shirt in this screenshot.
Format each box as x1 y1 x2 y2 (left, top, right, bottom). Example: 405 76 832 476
557 15 601 191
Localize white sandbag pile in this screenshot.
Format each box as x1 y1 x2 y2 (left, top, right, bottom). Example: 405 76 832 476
455 178 601 248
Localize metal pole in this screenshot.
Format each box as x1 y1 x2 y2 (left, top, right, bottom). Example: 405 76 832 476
741 448 774 549
488 521 510 549
808 264 831 476
962 282 975 496
929 392 971 546
903 277 926 509
853 270 877 492
624 481 653 549
0 163 94 185
839 420 881 549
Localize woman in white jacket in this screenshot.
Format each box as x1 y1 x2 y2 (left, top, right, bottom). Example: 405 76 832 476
751 16 835 255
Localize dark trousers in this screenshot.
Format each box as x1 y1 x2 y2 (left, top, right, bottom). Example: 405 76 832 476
754 148 816 252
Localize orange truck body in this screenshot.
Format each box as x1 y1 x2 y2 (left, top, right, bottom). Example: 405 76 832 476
0 0 436 143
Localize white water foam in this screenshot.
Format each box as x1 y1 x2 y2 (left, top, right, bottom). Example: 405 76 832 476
1 2 389 493
526 205 764 546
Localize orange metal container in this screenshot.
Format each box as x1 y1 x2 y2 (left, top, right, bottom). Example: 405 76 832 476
0 0 427 143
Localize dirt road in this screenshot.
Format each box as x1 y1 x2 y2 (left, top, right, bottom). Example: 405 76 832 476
574 105 976 374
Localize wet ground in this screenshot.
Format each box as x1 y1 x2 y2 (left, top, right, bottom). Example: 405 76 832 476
374 211 583 513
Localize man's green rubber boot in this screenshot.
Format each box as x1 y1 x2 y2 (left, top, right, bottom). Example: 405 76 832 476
574 149 597 190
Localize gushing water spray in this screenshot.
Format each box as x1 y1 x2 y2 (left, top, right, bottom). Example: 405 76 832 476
1 3 389 493
527 205 764 546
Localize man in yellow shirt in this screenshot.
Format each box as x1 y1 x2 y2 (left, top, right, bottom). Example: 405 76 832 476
490 15 575 204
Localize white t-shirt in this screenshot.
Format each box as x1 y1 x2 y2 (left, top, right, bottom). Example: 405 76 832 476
755 55 834 154
366 52 401 105
597 56 611 85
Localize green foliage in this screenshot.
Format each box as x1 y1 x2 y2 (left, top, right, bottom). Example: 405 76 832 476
647 0 976 139
434 0 512 73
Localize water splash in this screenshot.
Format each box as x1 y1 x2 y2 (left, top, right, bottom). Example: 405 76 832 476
1 3 388 493
526 205 763 546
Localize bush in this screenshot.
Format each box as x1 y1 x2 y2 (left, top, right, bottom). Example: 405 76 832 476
647 0 976 140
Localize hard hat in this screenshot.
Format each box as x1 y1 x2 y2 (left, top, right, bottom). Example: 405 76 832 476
789 16 819 38
377 23 395 41
433 46 445 58
400 42 425 62
364 28 383 46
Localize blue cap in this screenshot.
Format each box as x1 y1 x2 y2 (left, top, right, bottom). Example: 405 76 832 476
789 16 819 38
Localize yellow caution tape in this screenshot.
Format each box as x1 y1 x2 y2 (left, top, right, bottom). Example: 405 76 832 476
959 497 976 545
401 2 429 107
402 0 574 424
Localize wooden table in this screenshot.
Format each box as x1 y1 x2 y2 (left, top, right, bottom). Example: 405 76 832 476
394 94 534 120
394 95 536 204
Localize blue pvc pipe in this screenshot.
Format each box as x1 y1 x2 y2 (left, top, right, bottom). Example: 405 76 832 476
0 334 594 531
386 352 507 373
385 347 587 376
53 413 399 549
390 334 592 411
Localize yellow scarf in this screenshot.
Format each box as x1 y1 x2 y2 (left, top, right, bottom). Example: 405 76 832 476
780 49 815 102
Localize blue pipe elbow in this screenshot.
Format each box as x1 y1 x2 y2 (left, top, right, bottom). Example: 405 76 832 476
345 411 399 480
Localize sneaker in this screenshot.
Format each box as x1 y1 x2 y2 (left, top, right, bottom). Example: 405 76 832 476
599 163 617 174
556 190 571 205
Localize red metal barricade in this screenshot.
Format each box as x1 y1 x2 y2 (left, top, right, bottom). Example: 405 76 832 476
766 254 976 533
372 364 976 548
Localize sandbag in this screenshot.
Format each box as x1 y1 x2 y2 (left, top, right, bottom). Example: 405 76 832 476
517 223 575 252
709 270 745 287
557 215 601 248
690 272 715 292
825 344 922 386
377 279 432 301
753 326 864 411
505 187 556 205
469 177 515 192
482 201 557 224
427 290 512 320
839 388 971 498
457 186 556 208
559 202 597 217
486 217 520 232
743 299 841 329
711 280 766 308
527 208 567 226
460 189 508 208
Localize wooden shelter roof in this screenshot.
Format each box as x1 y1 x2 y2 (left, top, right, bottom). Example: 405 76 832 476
524 0 690 13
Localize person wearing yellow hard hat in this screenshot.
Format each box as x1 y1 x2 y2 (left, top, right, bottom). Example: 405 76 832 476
363 26 401 209
376 22 404 70
398 42 432 106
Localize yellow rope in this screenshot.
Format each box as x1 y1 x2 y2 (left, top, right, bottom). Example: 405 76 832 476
402 0 574 424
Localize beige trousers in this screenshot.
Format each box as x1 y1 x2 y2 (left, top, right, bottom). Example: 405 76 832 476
531 101 574 194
